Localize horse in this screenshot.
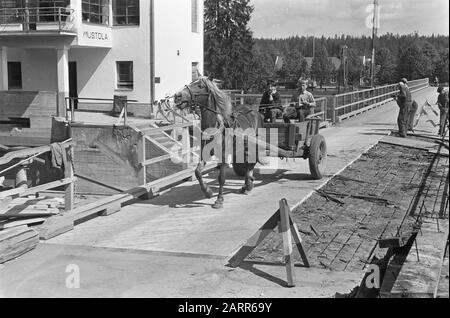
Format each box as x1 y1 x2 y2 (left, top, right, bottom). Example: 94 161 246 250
174 77 263 209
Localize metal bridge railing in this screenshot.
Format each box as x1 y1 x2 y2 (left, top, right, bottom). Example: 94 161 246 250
0 7 76 33
332 78 430 123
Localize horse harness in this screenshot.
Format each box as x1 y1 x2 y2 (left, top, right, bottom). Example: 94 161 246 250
183 84 258 132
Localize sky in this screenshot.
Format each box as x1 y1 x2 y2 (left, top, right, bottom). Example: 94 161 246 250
249 0 449 38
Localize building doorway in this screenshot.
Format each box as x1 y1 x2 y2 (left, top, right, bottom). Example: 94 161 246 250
69 61 78 110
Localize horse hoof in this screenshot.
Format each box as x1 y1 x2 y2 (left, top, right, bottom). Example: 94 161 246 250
212 201 224 209
203 188 214 199
240 187 250 195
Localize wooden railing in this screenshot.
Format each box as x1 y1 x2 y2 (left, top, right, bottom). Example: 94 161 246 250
331 78 429 123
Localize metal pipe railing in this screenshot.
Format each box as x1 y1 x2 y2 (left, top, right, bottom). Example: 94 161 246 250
331 78 429 123
65 97 139 126
0 7 75 32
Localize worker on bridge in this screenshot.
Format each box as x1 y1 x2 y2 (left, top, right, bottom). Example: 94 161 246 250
437 86 449 136
400 78 418 132
392 79 411 138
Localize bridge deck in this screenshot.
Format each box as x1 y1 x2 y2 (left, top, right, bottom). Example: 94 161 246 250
45 87 443 261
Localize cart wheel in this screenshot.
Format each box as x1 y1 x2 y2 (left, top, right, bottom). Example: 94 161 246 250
309 134 327 180
233 163 247 177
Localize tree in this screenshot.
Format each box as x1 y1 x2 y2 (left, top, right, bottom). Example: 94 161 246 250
435 49 449 83
337 48 364 87
375 48 397 85
278 49 309 82
397 42 434 80
204 0 255 90
311 44 334 88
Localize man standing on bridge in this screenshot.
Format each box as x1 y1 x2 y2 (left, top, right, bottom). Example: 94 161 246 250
393 80 410 138
437 86 449 136
400 78 417 132
283 79 316 123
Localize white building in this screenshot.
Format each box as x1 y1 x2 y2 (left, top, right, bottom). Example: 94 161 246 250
0 0 204 117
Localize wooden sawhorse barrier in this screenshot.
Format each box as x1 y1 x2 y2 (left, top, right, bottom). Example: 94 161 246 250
228 199 310 287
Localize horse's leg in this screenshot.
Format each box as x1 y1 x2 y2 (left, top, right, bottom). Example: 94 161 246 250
196 160 213 199
246 165 255 192
240 164 255 195
212 163 225 209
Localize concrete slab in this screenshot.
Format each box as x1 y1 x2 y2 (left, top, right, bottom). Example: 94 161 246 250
0 243 362 298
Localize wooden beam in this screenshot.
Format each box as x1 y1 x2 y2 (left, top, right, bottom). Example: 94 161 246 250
140 122 193 135
280 199 296 287
0 226 39 264
0 178 76 199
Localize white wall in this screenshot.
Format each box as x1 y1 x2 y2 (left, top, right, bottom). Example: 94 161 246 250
2 0 204 107
7 48 57 92
67 0 151 103
154 0 204 100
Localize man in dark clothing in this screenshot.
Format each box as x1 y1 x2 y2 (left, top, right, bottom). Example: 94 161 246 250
437 86 449 136
393 81 409 137
260 80 283 123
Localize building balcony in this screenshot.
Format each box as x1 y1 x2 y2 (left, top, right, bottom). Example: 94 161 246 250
0 7 77 34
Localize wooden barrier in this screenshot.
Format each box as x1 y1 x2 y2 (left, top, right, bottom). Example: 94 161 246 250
228 199 309 288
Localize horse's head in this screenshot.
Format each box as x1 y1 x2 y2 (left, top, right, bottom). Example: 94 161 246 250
174 77 210 111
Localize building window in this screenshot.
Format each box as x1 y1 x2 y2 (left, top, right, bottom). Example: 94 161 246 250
82 0 109 25
116 61 133 89
192 62 200 82
8 62 22 90
113 0 139 26
191 0 199 33
37 0 70 23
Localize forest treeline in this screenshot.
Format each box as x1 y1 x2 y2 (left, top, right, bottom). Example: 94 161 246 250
204 0 449 91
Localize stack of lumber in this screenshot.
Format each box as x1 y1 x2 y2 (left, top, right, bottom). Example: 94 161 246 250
0 225 39 264
0 196 63 230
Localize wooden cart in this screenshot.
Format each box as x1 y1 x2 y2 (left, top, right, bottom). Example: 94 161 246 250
233 118 327 180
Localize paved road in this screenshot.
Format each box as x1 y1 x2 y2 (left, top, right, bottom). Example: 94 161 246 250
0 87 442 298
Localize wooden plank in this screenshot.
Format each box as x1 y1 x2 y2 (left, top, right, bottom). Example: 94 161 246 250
0 226 39 264
140 122 193 135
0 145 50 166
280 199 295 287
380 135 439 151
21 178 76 198
0 218 46 230
36 215 74 240
0 178 75 199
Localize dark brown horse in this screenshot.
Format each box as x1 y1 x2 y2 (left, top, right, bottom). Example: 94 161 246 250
174 77 263 209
